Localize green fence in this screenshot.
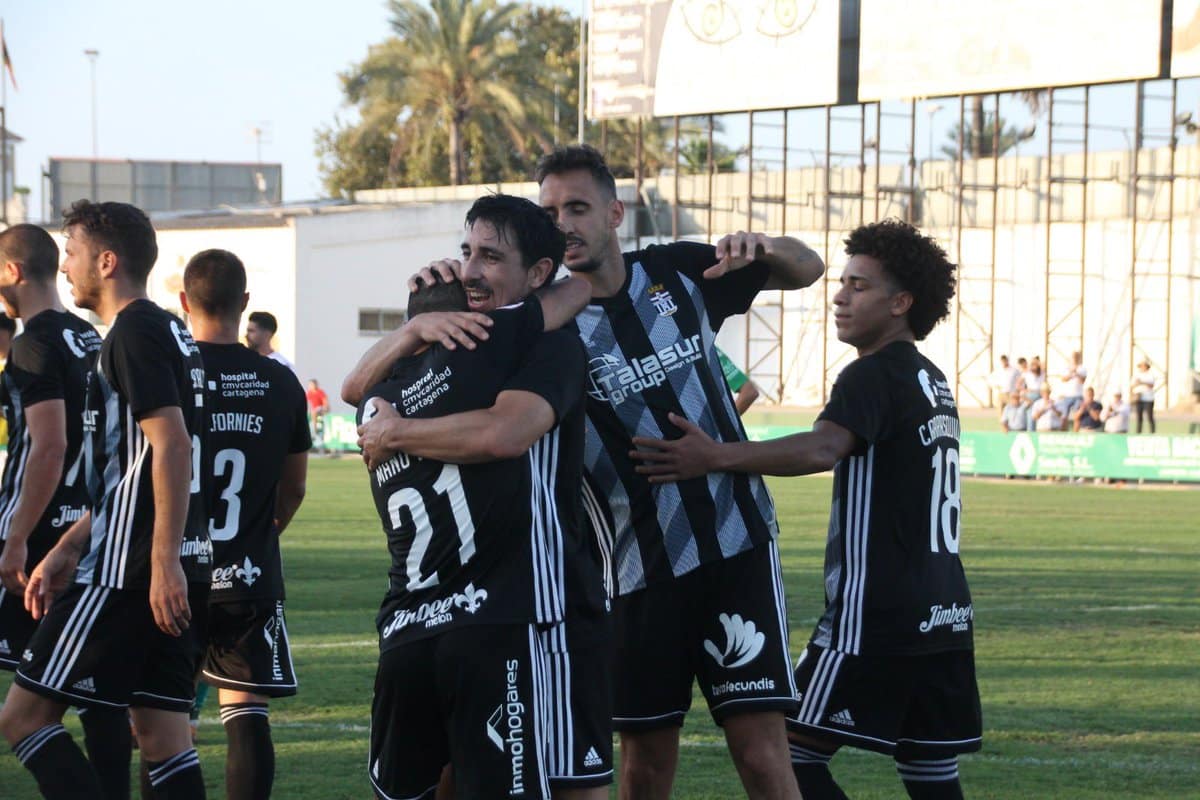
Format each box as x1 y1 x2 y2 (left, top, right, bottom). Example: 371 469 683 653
322 415 1200 483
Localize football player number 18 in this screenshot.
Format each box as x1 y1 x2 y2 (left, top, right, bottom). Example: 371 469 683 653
929 445 961 554
387 463 477 592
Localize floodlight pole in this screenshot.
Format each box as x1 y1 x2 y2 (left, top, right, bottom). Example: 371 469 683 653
85 49 99 158
578 0 586 144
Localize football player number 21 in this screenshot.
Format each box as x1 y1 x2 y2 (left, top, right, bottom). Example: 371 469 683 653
929 445 961 554
387 464 477 591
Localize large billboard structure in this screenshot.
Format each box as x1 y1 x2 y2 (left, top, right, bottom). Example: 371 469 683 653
588 0 840 119
47 158 282 222
857 0 1163 101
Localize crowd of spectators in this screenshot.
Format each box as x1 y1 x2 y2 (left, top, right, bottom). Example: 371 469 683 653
993 352 1159 434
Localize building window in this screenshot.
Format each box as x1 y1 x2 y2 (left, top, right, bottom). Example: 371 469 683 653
358 308 407 336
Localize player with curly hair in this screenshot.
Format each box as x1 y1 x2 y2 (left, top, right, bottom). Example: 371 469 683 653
631 219 981 800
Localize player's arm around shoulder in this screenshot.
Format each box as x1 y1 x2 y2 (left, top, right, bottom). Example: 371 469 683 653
632 415 858 482
710 232 825 290
138 405 194 637
533 275 590 330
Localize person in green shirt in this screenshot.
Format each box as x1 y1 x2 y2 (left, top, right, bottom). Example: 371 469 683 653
715 346 761 416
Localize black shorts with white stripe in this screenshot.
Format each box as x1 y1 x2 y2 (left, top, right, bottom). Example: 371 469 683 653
14 581 208 712
368 623 550 800
788 643 982 760
202 599 297 697
537 604 613 789
613 540 797 730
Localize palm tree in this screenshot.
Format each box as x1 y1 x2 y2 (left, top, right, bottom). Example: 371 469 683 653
378 0 552 185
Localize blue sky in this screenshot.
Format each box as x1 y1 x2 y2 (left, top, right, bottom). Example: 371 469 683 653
2 0 574 219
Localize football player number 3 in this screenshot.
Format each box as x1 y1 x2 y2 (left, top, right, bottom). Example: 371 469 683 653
929 445 961 553
387 464 476 591
210 448 247 541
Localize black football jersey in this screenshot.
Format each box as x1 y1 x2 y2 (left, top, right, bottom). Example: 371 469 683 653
76 300 211 589
0 310 101 566
813 341 974 656
573 241 779 595
197 342 310 602
358 299 589 649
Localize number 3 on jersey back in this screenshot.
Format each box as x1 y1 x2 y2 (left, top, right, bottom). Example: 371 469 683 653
929 445 961 554
387 463 477 592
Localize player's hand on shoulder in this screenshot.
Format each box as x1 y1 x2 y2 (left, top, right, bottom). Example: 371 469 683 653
149 559 190 637
405 311 492 351
0 539 28 593
407 258 463 292
630 412 720 483
357 398 402 470
707 231 771 279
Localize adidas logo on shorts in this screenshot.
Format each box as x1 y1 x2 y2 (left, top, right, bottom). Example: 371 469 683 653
584 747 603 768
828 708 855 727
72 677 97 693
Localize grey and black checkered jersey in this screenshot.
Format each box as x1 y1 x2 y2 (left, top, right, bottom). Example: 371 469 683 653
574 241 779 596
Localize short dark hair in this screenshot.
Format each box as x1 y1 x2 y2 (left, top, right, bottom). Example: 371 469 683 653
0 224 60 282
534 145 617 199
0 313 15 335
62 200 158 283
183 249 247 318
464 194 566 270
248 310 278 334
408 273 468 316
844 219 956 340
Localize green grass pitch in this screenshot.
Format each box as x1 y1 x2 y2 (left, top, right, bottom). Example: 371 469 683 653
2 458 1196 798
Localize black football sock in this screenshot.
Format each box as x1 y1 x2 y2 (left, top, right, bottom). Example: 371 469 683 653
13 723 105 799
221 703 275 800
896 758 965 800
789 742 849 800
145 748 206 800
80 706 133 799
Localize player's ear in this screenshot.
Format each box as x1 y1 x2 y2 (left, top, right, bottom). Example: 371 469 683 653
96 248 119 279
241 292 249 312
1 259 20 284
527 257 556 291
179 291 191 314
609 197 624 230
890 290 914 318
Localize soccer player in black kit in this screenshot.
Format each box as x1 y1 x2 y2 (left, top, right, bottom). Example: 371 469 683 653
179 249 310 800
0 224 133 800
631 219 982 800
0 201 211 800
354 195 594 799
536 145 824 800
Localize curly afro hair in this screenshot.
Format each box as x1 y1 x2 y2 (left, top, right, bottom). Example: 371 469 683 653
844 219 956 340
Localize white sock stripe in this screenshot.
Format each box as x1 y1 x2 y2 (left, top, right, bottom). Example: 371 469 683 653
149 749 200 783
788 744 833 765
220 705 270 721
896 758 959 781
13 724 68 763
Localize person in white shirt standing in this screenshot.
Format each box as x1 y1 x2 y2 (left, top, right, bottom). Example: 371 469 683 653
1129 361 1159 433
1057 351 1087 419
990 355 1021 409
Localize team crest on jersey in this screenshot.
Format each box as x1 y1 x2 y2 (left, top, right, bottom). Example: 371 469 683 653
647 283 678 317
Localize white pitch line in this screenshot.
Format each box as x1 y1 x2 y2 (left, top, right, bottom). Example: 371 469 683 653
291 639 377 650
